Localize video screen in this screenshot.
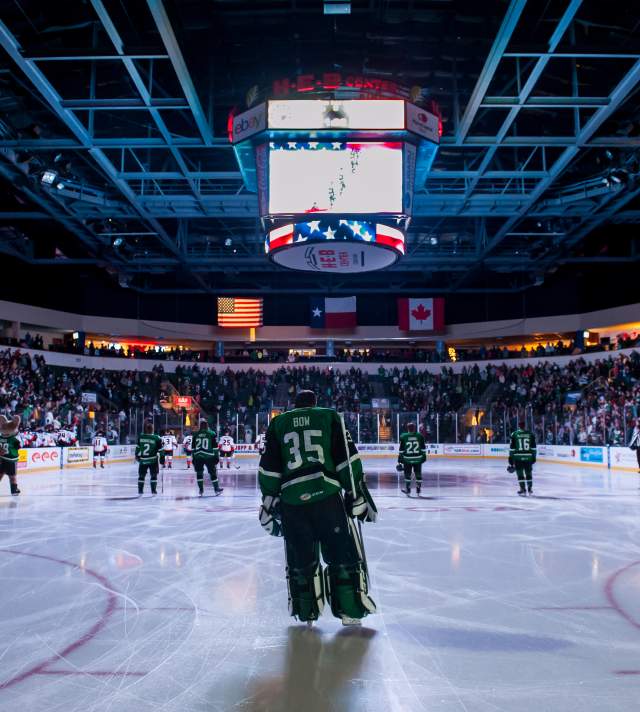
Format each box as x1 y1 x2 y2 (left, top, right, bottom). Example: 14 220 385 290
268 141 403 215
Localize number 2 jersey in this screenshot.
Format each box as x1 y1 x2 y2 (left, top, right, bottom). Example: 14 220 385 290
509 428 537 463
398 431 426 465
258 406 363 506
136 433 163 464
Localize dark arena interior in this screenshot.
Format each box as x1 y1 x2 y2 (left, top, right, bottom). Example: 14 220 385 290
0 2 639 710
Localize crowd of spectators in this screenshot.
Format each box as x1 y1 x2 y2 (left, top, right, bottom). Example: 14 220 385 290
3 331 640 367
1 345 638 448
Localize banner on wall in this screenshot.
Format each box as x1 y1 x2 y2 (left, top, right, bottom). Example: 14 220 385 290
64 447 92 466
25 447 61 470
610 448 639 470
443 444 481 456
580 447 604 464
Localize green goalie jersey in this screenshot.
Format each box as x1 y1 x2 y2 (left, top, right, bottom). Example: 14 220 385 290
258 407 363 506
398 431 427 465
509 428 537 463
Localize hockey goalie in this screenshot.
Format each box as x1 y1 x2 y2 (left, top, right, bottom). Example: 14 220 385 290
257 390 377 626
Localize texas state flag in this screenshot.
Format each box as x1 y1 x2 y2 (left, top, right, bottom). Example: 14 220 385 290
397 297 445 332
310 297 357 329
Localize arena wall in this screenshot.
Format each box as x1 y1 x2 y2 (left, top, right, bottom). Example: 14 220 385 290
4 343 639 376
1 298 639 345
17 444 638 474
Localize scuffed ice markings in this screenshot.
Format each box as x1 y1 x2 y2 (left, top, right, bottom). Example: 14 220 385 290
0 457 639 711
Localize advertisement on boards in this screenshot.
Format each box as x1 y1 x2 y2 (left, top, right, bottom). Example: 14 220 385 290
26 447 61 470
610 447 639 470
443 444 482 456
65 447 92 466
579 447 605 464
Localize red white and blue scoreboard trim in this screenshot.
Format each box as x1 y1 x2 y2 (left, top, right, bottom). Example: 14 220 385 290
265 218 405 273
230 93 440 273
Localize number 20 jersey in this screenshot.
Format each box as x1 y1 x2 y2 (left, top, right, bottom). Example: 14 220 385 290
258 406 363 506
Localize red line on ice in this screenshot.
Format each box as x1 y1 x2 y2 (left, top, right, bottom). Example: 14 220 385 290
0 549 122 690
603 560 640 632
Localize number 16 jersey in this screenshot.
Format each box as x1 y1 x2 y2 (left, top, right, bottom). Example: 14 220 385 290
258 407 363 506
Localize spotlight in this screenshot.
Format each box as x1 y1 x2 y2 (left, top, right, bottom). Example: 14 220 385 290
224 237 233 247
112 237 124 248
324 1 351 14
41 170 57 185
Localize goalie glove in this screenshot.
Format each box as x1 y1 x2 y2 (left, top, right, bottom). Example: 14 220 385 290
259 495 283 537
345 482 378 523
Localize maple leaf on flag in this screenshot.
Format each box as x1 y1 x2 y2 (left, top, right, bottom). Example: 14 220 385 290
411 304 431 322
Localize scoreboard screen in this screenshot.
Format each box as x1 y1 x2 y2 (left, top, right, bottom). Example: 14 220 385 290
268 141 402 215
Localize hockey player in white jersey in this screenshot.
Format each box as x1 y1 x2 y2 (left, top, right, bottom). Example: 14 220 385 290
92 431 108 468
182 432 193 469
37 428 57 447
254 429 267 455
57 429 78 447
18 427 36 449
161 430 178 469
218 430 235 469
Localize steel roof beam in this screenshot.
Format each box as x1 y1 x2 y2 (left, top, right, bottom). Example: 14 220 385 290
61 98 190 110
89 0 207 212
0 16 212 290
455 0 527 144
452 56 640 287
146 0 213 145
28 52 169 61
457 0 583 204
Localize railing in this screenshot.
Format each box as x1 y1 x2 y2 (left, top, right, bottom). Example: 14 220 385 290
13 402 638 448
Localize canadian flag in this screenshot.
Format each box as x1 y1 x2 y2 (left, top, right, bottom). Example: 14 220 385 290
397 297 445 332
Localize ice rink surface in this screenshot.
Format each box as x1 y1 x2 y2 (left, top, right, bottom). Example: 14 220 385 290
1 457 639 712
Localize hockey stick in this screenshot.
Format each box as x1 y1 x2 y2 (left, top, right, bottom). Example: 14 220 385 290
338 413 373 592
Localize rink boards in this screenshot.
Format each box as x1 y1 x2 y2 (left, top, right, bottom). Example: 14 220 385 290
15 442 639 474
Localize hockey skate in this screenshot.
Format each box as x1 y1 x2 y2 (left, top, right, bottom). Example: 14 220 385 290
341 616 362 627
10 483 20 496
401 485 411 496
518 489 527 497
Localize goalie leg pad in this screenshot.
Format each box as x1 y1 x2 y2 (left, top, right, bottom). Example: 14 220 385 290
286 560 325 622
325 562 376 620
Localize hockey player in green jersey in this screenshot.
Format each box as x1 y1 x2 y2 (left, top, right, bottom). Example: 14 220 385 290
135 422 164 495
0 415 22 495
397 422 427 496
258 390 377 626
192 419 223 496
508 421 537 496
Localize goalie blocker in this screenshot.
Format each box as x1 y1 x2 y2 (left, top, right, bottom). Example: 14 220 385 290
258 390 376 625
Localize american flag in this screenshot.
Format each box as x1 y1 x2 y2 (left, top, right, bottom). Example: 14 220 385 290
217 297 263 328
